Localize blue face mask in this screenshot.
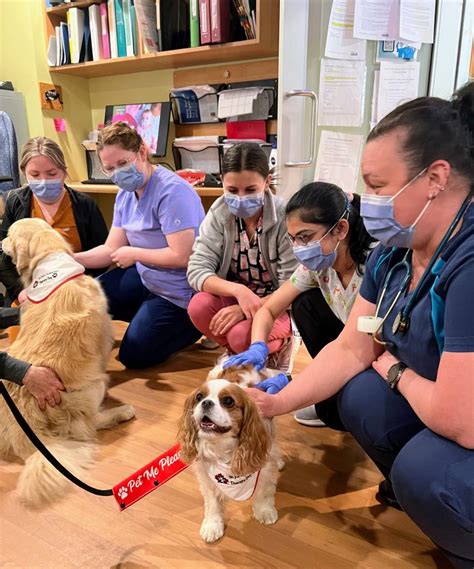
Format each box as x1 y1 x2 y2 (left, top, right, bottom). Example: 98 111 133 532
224 192 265 218
111 163 145 193
28 179 64 204
360 168 429 248
293 233 340 271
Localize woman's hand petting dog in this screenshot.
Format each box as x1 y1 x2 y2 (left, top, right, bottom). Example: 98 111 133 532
22 366 65 411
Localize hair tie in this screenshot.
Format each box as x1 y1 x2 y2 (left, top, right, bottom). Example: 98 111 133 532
344 191 353 213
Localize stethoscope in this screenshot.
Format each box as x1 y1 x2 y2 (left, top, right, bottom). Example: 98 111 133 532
358 195 472 345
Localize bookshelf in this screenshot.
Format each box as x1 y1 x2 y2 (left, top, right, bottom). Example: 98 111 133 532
43 0 279 79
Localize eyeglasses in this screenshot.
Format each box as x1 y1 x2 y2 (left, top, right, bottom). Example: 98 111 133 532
287 231 320 247
100 155 137 177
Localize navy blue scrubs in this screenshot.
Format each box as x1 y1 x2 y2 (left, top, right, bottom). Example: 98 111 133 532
337 204 474 568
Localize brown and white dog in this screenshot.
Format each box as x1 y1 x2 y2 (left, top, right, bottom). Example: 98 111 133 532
0 218 135 508
178 362 282 543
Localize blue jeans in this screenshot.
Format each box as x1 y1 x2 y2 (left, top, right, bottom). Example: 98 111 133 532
99 266 201 369
337 369 474 568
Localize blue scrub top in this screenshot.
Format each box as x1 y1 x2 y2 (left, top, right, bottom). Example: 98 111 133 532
360 203 474 381
112 166 205 309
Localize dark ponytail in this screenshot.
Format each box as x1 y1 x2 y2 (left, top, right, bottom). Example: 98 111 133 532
368 81 474 187
285 182 375 275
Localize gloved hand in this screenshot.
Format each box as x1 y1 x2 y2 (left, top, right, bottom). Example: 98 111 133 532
223 341 269 371
256 373 289 395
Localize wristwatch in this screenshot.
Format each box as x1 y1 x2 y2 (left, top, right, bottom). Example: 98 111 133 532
386 362 407 390
285 373 293 383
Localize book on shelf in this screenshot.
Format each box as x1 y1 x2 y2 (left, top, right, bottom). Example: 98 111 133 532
122 0 135 56
160 0 190 51
100 2 111 59
199 0 211 44
190 0 200 48
89 4 104 61
114 0 127 57
210 0 230 44
135 0 160 53
108 0 118 58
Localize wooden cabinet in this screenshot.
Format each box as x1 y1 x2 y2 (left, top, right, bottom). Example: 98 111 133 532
43 0 279 78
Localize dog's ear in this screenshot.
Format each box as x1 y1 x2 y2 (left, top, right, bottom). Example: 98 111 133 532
28 228 71 260
4 234 29 273
231 394 271 476
177 388 200 464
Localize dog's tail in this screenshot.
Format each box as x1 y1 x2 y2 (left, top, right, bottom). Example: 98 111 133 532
16 440 96 508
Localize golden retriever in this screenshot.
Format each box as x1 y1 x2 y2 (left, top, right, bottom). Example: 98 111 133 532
0 218 135 507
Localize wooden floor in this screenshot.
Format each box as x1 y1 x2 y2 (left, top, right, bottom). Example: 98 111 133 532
0 323 452 569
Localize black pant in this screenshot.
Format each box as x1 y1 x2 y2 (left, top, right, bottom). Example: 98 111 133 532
291 288 346 430
0 307 20 329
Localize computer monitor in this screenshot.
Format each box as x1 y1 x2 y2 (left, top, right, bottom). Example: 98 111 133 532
104 102 171 157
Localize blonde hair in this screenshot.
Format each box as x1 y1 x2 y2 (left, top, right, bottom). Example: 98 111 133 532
19 137 67 173
96 121 143 154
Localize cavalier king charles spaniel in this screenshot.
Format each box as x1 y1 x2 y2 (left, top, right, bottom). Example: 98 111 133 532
178 364 283 543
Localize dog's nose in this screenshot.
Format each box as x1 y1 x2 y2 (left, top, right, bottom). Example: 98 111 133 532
201 399 214 410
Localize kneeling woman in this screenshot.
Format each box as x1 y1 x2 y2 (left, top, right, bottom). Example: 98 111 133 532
187 142 298 358
0 137 108 304
75 123 204 369
225 182 375 426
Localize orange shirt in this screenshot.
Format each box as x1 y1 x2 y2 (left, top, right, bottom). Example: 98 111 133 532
31 192 82 252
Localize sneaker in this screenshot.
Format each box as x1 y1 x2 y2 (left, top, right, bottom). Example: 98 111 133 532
200 337 220 350
375 479 402 510
294 405 326 427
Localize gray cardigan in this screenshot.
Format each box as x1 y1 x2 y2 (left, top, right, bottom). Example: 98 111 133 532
187 192 298 292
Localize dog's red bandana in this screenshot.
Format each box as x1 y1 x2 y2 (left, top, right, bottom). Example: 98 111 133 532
207 461 260 501
25 253 85 304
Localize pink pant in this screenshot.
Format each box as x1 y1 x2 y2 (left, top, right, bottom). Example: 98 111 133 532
188 292 291 354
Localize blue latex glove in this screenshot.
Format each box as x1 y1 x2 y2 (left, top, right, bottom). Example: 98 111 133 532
223 341 269 371
256 373 289 395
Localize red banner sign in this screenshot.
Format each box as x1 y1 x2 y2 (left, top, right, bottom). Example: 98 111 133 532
112 443 189 511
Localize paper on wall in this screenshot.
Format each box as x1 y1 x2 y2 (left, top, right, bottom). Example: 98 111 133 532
318 59 366 127
377 61 420 123
399 0 435 44
353 0 399 41
314 130 364 194
325 0 367 61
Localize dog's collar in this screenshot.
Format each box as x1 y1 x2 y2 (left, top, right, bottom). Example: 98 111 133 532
25 252 85 304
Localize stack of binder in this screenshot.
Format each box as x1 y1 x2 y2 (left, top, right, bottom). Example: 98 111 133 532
47 0 257 67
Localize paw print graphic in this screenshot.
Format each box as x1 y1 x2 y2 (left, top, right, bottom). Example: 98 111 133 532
117 486 128 499
215 473 229 485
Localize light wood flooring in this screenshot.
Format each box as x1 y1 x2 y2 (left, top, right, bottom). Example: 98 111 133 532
0 323 452 569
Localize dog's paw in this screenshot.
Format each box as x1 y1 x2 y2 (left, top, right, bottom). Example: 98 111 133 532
253 506 278 525
200 519 225 543
117 405 136 423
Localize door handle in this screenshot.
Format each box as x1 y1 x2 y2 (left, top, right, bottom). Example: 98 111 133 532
284 90 318 168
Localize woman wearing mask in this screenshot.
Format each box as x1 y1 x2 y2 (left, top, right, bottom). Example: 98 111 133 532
248 85 474 568
187 142 298 360
224 182 375 426
0 137 108 303
75 122 204 369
